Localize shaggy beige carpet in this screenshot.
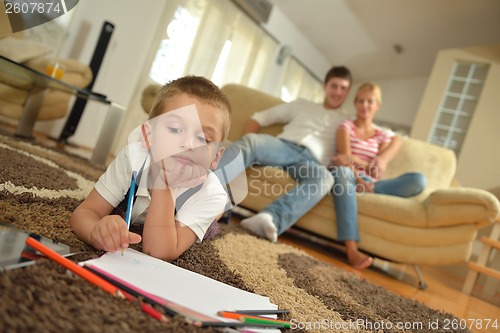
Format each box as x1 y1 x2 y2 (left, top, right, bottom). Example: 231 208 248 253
0 134 469 333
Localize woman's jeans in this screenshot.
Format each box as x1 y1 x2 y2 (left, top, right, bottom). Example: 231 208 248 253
218 134 333 235
331 166 426 242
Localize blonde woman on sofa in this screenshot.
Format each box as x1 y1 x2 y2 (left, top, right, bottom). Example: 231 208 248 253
331 82 426 269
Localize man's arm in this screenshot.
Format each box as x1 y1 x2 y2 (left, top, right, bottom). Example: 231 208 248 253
244 102 295 135
241 119 261 135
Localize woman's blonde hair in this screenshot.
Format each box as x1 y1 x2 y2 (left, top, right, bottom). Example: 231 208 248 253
354 82 382 105
149 76 232 141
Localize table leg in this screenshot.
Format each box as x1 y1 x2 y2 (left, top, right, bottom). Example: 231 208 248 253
15 85 46 139
90 102 125 165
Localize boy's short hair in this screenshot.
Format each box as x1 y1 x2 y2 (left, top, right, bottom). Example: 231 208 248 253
149 76 232 141
324 66 352 86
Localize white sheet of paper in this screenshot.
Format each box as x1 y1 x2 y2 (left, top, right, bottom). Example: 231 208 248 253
82 249 280 332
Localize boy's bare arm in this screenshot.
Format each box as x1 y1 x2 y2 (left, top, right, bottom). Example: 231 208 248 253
70 189 141 252
141 188 197 261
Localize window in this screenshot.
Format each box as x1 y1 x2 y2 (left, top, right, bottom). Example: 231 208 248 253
149 0 279 92
428 62 489 156
149 0 206 84
279 57 323 103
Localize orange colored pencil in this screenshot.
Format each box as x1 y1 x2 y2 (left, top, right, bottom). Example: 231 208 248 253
217 311 289 324
25 237 169 323
26 237 122 296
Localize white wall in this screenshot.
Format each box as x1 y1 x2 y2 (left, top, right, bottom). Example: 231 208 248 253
33 0 426 156
411 44 500 190
262 6 427 131
34 0 167 150
260 6 331 95
359 76 428 128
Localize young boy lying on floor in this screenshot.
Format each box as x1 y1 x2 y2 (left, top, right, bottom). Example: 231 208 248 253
70 76 231 261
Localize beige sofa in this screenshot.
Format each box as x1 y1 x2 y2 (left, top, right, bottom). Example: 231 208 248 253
0 14 93 123
141 83 500 269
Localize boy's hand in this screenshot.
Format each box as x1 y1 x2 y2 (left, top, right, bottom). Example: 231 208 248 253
164 161 208 188
148 159 208 189
89 215 142 252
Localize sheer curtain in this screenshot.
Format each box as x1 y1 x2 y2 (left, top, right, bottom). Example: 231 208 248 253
149 0 279 91
148 0 323 101
279 57 324 103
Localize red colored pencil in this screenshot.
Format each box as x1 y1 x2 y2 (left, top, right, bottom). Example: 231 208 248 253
25 236 169 323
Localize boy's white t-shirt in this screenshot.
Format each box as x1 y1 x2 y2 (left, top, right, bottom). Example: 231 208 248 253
94 144 228 242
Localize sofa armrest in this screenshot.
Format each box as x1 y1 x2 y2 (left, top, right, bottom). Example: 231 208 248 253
141 84 161 114
425 187 499 228
25 58 93 88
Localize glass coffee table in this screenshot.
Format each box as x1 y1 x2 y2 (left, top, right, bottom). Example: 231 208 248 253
0 55 125 165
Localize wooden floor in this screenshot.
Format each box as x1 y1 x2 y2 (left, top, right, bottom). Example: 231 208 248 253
275 229 499 333
4 123 498 332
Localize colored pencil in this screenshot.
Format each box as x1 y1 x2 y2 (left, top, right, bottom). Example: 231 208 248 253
125 171 137 230
122 171 137 255
25 237 169 323
228 309 290 315
217 311 289 323
86 264 221 322
188 319 286 328
26 237 123 297
239 316 291 329
84 264 179 318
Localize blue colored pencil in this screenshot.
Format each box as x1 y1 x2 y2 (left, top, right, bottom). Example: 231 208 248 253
125 171 137 230
122 171 137 255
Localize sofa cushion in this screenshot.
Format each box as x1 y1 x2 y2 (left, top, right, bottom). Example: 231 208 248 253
25 58 93 87
221 84 284 142
0 37 52 63
383 137 456 194
0 82 28 104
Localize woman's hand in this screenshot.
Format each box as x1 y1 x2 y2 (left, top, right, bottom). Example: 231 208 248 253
355 176 374 193
331 154 352 166
368 156 389 179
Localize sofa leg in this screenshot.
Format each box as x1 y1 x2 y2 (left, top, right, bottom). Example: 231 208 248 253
413 265 427 290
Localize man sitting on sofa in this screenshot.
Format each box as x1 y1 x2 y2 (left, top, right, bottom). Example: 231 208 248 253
219 66 403 246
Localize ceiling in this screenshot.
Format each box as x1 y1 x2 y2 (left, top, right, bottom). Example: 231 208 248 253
268 0 500 81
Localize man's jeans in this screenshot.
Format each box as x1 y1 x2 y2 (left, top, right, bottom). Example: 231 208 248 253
218 134 333 235
331 166 427 242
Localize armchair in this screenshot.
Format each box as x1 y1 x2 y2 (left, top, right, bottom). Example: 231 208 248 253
0 17 92 126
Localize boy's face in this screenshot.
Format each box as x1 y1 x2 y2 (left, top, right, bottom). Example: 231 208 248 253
146 93 225 172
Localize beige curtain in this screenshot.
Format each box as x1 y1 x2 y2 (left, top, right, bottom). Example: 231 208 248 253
279 57 323 103
149 0 320 100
